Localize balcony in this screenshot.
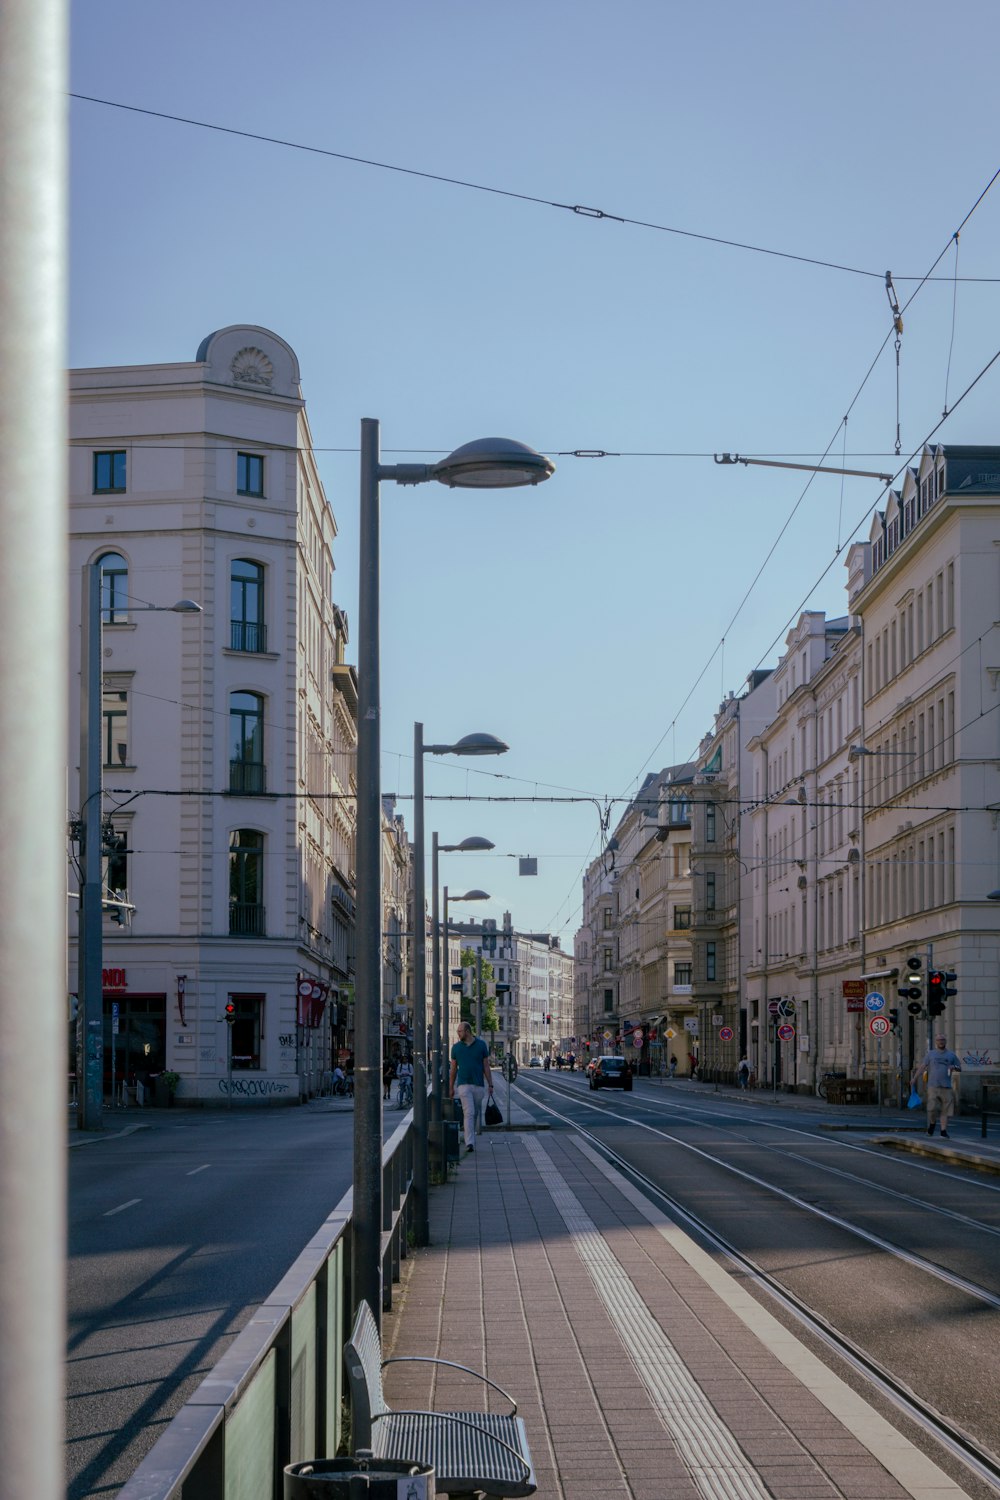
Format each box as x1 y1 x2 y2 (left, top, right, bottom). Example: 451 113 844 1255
230 620 268 653
229 902 266 937
229 760 267 795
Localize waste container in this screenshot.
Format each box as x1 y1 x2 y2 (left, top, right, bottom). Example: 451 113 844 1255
285 1455 435 1499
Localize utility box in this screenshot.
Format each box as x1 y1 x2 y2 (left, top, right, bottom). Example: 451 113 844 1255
429 1119 460 1173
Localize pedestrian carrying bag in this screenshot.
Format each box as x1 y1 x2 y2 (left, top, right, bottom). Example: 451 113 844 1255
907 1087 923 1109
484 1093 502 1126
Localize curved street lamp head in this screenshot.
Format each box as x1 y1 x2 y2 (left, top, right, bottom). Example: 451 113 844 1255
169 599 203 613
455 836 494 851
988 889 1000 901
450 732 508 756
432 437 555 490
453 889 490 902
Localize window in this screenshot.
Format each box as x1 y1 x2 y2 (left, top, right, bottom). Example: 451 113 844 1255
102 686 128 767
673 962 692 988
674 906 691 929
98 552 129 624
93 451 126 493
229 830 265 935
603 988 614 1013
231 560 266 652
227 994 263 1069
705 872 716 911
237 452 264 497
602 947 612 972
229 691 266 794
705 804 716 843
602 907 612 930
705 942 717 982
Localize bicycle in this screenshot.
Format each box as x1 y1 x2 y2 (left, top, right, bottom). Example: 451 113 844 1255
396 1076 414 1109
817 1070 847 1100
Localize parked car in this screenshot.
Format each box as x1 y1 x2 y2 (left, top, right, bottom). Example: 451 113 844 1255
589 1055 632 1091
528 1056 542 1067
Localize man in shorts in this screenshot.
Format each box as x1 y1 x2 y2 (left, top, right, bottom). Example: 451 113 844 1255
911 1034 962 1137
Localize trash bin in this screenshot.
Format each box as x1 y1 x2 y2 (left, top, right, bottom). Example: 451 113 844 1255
285 1455 435 1499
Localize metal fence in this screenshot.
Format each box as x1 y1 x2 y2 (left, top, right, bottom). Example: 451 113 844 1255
116 1113 415 1500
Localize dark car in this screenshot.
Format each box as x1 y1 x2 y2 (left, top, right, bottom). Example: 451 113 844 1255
589 1055 632 1091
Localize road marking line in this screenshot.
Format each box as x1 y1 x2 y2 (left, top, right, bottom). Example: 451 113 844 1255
572 1135 972 1500
186 1164 211 1176
103 1198 141 1217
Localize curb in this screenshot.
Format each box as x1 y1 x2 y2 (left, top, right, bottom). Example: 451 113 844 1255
870 1135 1000 1175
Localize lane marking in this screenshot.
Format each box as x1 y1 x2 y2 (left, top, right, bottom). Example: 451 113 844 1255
523 1134 771 1500
570 1134 972 1500
103 1198 141 1217
186 1164 211 1176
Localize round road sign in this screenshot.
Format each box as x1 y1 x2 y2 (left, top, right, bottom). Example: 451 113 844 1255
869 1016 890 1036
865 992 885 1012
719 1025 734 1041
777 1023 795 1042
632 1030 644 1047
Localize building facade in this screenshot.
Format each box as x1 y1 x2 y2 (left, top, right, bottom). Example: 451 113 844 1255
68 326 360 1104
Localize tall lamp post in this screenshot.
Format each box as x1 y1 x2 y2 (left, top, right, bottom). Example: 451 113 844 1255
413 729 504 1246
430 840 494 1129
78 564 201 1131
439 888 491 1108
354 421 553 1324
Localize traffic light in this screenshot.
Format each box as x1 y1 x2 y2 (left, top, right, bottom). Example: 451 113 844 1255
546 1013 552 1025
451 967 464 993
462 967 475 999
941 969 957 999
907 1000 923 1016
224 1000 236 1024
927 970 945 1016
888 1007 900 1030
898 954 923 1001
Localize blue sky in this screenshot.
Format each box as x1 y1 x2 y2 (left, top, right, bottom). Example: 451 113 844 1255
69 0 1000 941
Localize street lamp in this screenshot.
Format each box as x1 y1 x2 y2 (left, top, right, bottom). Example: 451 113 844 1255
77 566 202 1130
412 727 504 1245
432 862 493 1123
439 889 491 1095
354 420 552 1325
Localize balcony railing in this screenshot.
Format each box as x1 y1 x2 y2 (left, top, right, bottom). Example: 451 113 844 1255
229 759 267 795
230 619 268 653
229 901 266 937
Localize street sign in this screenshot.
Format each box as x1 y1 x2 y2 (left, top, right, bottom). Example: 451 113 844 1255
632 1030 644 1047
777 999 796 1017
842 980 867 999
869 1016 890 1036
719 1025 734 1041
665 1028 676 1039
767 999 780 1016
603 1029 612 1041
865 992 885 1012
777 1023 795 1041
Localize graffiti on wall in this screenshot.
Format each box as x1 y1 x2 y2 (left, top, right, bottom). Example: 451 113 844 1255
218 1078 292 1098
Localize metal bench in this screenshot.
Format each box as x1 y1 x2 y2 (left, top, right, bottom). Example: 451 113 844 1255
345 1299 536 1498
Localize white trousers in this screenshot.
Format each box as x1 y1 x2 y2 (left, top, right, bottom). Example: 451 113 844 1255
456 1083 485 1145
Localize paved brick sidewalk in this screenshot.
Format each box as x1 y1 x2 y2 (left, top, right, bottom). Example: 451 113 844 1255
381 1126 971 1500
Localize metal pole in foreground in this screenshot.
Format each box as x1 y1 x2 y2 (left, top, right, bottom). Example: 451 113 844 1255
0 2 68 1492
79 562 104 1131
352 418 384 1324
411 724 429 1245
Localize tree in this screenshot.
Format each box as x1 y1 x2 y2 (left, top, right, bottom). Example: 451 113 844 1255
460 946 498 1034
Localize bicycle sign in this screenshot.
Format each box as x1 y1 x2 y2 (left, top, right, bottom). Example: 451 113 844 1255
865 992 886 1012
869 1016 890 1036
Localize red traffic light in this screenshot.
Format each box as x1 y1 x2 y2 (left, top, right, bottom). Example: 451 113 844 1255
224 1001 236 1023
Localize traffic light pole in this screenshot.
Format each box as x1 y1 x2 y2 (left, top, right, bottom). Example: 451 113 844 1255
926 941 934 1052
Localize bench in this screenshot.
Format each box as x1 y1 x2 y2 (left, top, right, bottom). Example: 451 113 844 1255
345 1299 536 1498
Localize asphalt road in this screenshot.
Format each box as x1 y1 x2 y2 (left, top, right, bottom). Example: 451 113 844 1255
66 1099 402 1500
515 1071 1000 1469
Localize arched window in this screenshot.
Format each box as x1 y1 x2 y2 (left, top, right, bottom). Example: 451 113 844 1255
97 552 128 624
229 829 264 936
229 691 266 794
230 559 266 652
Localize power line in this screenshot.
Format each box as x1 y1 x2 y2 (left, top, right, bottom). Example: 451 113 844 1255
69 93 1000 285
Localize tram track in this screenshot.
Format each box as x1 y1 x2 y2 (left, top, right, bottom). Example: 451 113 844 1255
513 1073 1000 1493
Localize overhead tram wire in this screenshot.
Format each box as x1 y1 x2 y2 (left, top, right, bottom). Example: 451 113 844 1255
618 162 1000 802
69 94 1000 285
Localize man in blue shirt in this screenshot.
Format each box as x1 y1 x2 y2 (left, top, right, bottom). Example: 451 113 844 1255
911 1035 962 1137
449 1021 493 1153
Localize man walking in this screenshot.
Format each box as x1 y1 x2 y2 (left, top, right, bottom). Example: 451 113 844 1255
911 1034 962 1137
449 1020 493 1153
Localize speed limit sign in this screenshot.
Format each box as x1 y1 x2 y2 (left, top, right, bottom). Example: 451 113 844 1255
869 1016 890 1036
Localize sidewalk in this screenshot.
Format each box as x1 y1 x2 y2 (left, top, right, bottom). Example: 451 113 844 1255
381 1085 977 1500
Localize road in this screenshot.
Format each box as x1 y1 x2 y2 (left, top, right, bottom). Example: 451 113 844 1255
66 1098 402 1500
515 1070 1000 1477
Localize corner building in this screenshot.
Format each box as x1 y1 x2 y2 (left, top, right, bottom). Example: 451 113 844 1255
68 326 357 1104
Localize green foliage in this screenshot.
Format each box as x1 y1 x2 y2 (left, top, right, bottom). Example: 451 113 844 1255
460 949 497 1032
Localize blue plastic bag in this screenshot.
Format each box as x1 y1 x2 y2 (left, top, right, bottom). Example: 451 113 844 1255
907 1087 923 1109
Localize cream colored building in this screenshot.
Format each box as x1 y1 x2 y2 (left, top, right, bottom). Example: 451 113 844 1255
68 326 358 1104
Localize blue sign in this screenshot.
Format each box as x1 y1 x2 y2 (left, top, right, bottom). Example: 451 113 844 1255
865 992 885 1012
111 1001 120 1017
